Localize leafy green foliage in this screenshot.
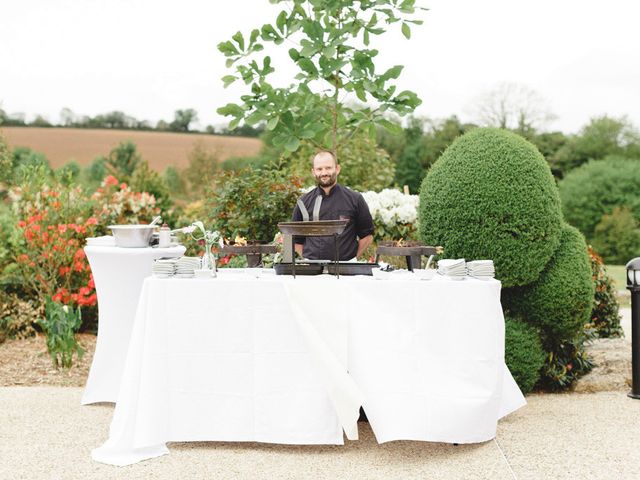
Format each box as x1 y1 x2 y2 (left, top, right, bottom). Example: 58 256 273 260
280 130 395 192
130 160 173 214
550 116 640 177
586 247 623 338
217 0 424 159
163 166 185 195
184 141 220 193
170 109 198 132
502 224 594 343
592 206 640 265
0 133 11 184
418 128 563 288
38 298 84 369
9 147 52 184
504 317 545 394
559 156 640 240
82 156 108 188
204 167 304 243
56 161 81 185
538 335 593 391
101 141 141 183
394 119 425 193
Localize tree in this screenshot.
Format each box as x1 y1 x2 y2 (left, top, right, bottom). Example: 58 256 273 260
550 115 640 177
217 0 425 161
59 107 76 127
184 141 220 193
170 109 198 132
394 117 426 193
469 82 556 135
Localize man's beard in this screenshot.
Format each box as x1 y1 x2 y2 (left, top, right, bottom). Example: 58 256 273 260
315 172 337 188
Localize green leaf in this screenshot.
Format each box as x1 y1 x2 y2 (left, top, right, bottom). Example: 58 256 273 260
266 117 279 130
217 103 245 118
284 137 301 152
363 29 370 46
222 75 237 88
232 31 245 51
297 58 318 76
380 65 403 81
377 118 403 135
276 10 287 34
288 48 300 61
245 111 265 126
401 22 411 39
228 118 241 130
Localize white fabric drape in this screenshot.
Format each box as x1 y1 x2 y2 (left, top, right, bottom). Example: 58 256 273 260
82 245 185 405
92 271 525 466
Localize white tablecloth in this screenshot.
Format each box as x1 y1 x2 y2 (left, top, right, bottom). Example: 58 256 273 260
82 245 185 405
93 271 525 465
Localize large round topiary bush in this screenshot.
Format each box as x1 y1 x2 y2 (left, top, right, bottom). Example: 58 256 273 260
559 156 640 240
419 128 563 288
502 223 594 342
504 317 546 394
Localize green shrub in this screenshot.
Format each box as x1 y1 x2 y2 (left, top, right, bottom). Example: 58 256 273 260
185 141 219 194
205 168 303 243
503 224 594 342
82 156 107 188
586 246 623 338
56 161 81 185
0 292 40 343
163 166 185 195
591 206 640 265
504 317 545 394
130 160 173 213
10 147 52 183
559 156 640 239
538 335 593 391
419 128 563 288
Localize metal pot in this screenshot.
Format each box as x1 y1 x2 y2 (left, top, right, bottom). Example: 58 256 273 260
108 225 156 248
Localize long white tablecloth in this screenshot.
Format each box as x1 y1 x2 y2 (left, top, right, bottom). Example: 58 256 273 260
93 270 525 465
82 245 185 405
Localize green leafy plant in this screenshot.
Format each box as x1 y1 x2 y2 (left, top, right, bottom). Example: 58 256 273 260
204 167 304 243
419 128 563 288
502 224 594 343
591 206 640 265
38 297 84 369
559 156 640 241
217 0 424 159
586 246 623 338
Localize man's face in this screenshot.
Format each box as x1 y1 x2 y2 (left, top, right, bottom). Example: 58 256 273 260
312 153 340 188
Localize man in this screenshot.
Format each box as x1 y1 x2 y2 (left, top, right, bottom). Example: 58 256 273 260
291 150 374 260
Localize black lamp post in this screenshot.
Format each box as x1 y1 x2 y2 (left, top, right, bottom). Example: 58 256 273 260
626 258 640 399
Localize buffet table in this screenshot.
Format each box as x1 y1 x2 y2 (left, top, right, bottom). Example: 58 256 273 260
92 270 525 466
82 245 186 405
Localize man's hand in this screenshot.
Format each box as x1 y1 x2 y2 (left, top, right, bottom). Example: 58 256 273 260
295 243 304 258
356 235 373 259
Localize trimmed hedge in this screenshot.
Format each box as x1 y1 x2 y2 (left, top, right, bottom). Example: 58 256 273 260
419 128 563 288
559 156 640 240
502 224 594 342
504 317 545 394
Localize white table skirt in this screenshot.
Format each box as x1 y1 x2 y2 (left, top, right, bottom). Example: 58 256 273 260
82 245 185 405
93 271 525 466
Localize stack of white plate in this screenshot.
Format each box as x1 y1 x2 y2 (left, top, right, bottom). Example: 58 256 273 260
437 259 467 279
467 260 495 279
175 257 202 278
152 258 178 277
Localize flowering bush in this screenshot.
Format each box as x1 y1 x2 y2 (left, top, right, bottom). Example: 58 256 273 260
91 174 159 225
360 189 419 243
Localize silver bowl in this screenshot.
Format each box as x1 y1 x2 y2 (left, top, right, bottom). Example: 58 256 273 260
108 225 156 248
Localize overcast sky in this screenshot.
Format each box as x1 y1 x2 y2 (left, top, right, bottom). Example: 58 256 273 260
2 0 639 134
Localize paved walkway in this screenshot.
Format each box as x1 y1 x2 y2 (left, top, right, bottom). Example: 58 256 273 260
1 387 639 480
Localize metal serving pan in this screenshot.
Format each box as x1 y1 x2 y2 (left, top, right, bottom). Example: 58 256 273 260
277 220 348 237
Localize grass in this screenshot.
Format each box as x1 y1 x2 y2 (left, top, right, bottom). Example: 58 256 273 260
607 265 628 291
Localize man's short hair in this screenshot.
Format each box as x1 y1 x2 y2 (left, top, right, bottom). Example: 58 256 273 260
311 150 337 166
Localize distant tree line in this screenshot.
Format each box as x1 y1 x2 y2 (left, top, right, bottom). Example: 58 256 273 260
0 107 265 138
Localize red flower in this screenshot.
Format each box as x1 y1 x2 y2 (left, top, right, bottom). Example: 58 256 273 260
120 182 128 190
86 217 98 226
88 275 95 289
17 220 26 228
104 175 119 187
59 266 71 276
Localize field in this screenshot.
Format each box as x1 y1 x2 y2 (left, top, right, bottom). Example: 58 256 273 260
1 127 263 170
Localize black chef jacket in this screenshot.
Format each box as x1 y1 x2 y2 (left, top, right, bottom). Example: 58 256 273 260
291 184 374 260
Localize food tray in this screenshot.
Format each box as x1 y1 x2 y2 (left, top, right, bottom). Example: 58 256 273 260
277 220 348 236
274 263 324 276
376 245 438 256
326 262 379 276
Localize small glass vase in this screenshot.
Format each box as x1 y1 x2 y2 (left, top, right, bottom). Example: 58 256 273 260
202 242 218 276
